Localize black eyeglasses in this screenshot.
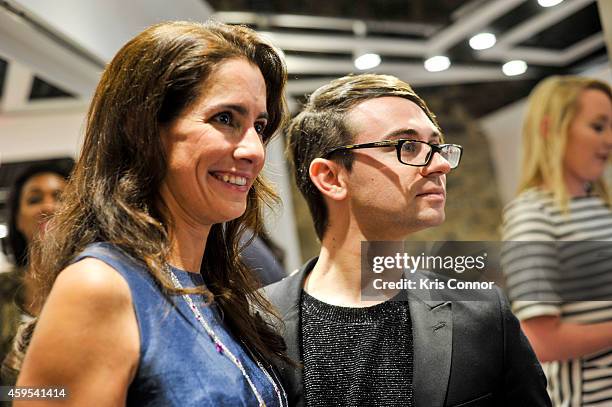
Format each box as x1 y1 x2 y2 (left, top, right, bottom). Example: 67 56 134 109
323 139 463 169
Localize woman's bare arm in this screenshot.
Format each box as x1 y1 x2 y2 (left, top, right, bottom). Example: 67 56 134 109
14 258 140 407
522 315 612 363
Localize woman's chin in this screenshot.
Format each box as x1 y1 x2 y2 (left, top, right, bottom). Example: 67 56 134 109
215 203 248 223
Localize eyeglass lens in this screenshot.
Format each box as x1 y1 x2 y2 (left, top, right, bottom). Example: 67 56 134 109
400 142 461 168
441 146 461 168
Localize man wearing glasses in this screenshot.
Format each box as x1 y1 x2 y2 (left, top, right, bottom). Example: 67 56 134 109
263 74 550 406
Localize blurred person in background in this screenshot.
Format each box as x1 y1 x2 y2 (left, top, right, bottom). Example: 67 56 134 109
502 76 612 407
0 162 71 386
14 20 290 406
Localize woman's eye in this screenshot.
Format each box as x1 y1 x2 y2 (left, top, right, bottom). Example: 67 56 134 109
214 112 233 126
26 195 42 205
254 122 266 135
592 123 605 133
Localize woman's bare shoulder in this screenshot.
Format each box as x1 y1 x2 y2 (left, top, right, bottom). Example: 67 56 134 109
52 258 133 307
17 258 139 404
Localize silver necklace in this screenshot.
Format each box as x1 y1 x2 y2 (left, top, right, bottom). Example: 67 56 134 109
167 267 286 407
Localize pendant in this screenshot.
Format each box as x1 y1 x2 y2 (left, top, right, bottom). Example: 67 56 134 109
215 342 223 354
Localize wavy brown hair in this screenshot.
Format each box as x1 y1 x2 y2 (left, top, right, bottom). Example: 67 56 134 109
30 21 289 363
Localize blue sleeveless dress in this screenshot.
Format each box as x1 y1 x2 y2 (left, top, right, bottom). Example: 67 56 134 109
73 242 285 406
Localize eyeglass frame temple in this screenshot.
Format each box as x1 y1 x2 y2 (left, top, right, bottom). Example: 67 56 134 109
323 140 399 158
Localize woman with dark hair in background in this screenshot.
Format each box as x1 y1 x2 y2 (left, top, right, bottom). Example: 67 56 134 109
0 162 71 386
15 21 289 406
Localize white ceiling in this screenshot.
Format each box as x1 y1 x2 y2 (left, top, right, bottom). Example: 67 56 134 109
0 0 607 115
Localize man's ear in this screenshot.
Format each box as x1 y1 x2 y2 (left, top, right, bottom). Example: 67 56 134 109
309 158 348 201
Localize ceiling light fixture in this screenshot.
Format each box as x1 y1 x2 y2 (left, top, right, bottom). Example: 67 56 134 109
538 0 564 7
502 60 527 76
424 56 450 72
354 53 381 70
469 33 496 50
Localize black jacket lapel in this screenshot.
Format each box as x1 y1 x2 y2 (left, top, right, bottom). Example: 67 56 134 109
410 297 453 407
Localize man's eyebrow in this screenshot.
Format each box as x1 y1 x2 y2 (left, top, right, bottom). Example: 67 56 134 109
429 131 443 143
212 103 269 120
383 128 443 142
384 128 418 139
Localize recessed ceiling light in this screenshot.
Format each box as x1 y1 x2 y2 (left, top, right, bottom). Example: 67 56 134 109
538 0 563 7
424 56 450 72
469 33 496 50
502 60 527 76
354 53 381 70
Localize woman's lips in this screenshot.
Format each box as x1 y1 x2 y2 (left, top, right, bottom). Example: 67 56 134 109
37 220 49 235
211 172 248 186
209 171 251 193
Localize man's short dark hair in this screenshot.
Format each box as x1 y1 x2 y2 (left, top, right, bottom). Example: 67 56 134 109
287 73 441 239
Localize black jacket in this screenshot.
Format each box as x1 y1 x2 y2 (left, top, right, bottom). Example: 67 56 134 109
262 257 552 407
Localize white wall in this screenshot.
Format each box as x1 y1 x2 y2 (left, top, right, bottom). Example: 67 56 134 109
0 107 85 163
263 136 302 271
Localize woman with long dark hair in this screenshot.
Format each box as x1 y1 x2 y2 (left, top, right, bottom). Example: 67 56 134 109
15 21 289 406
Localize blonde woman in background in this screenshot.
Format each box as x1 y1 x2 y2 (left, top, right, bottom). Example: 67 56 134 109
502 76 612 407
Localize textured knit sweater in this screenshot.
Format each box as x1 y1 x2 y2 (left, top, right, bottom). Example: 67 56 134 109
300 291 414 407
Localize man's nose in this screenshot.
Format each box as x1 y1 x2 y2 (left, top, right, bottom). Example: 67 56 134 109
422 150 451 176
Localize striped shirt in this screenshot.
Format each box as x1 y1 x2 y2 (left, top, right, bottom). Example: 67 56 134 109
502 188 612 407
